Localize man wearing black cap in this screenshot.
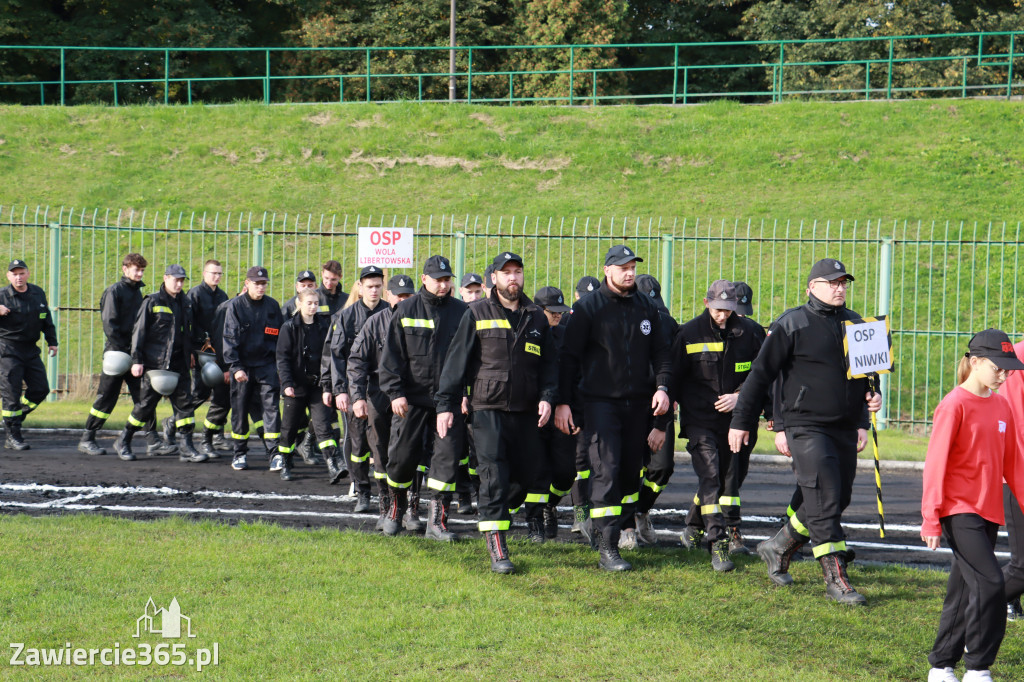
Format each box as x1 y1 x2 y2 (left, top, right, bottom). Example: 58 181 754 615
222 266 284 472
321 264 388 501
379 255 468 540
348 274 415 530
0 259 58 450
729 258 882 604
281 270 320 319
182 260 230 458
575 275 600 301
113 265 204 463
436 252 558 573
453 272 485 514
673 280 766 571
556 245 672 571
459 272 484 303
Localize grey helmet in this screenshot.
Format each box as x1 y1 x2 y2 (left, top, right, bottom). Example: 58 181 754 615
196 351 218 368
102 351 132 377
201 361 224 388
146 370 179 396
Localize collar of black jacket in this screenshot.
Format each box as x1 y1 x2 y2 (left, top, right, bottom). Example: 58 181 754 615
419 286 449 307
121 276 145 290
701 307 744 336
806 291 842 316
600 277 636 300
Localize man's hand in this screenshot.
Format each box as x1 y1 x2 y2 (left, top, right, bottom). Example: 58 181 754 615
774 431 790 457
391 397 409 419
131 363 144 378
538 401 552 428
284 387 295 397
728 428 749 453
437 411 454 439
353 399 368 419
857 428 869 453
866 391 882 413
461 396 470 416
714 392 739 413
335 393 350 413
651 389 670 416
234 370 248 383
922 534 941 550
0 305 9 316
322 391 333 407
647 428 666 452
554 404 578 436
47 346 58 357
765 420 775 431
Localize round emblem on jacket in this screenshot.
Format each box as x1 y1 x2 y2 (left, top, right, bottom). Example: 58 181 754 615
640 319 651 335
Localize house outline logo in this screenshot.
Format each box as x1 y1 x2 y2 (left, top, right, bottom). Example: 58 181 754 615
133 597 196 639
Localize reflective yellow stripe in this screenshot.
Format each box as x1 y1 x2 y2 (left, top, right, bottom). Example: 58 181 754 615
642 478 667 493
789 515 809 536
350 452 370 463
38 312 46 319
20 397 37 409
175 417 195 428
263 432 280 440
278 444 295 453
735 361 751 372
426 477 456 492
416 464 428 473
152 306 173 314
812 541 847 558
590 506 622 518
318 439 337 450
525 342 540 356
89 408 111 419
479 520 511 531
127 414 146 427
459 456 469 466
550 484 571 496
373 471 388 480
401 318 435 329
232 431 250 440
621 492 639 505
318 305 329 313
719 495 741 507
700 503 722 515
467 468 477 476
693 493 700 505
2 409 22 418
386 475 412 489
786 505 797 518
508 506 521 515
475 319 511 330
252 420 264 429
575 470 591 480
204 419 222 430
685 341 724 354
524 493 549 504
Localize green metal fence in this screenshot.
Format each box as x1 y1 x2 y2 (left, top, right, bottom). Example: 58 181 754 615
0 31 1022 106
1 205 1019 432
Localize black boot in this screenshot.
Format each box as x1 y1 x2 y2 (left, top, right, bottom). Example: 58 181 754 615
197 431 219 460
162 416 176 444
353 490 372 514
456 491 476 516
403 492 425 532
326 455 349 485
145 429 178 456
526 507 546 543
113 429 135 461
177 433 208 463
380 487 406 536
280 453 294 481
485 530 515 574
819 552 867 605
756 520 808 587
212 432 231 452
425 496 458 542
598 527 632 572
542 504 559 539
375 485 392 531
4 418 28 451
77 429 106 456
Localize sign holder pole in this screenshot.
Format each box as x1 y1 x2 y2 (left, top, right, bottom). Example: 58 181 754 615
868 373 885 538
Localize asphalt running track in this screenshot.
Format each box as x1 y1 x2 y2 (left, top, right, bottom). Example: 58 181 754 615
0 432 988 570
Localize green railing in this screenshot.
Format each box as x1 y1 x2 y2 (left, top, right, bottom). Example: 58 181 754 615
0 31 1021 106
1 205 1020 432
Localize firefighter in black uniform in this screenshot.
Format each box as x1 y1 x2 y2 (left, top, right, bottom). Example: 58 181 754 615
729 258 882 604
113 265 205 463
322 265 388 505
276 289 346 482
222 266 284 472
673 280 766 571
281 270 319 319
348 275 416 529
78 253 168 457
567 275 600 536
454 272 485 516
0 259 57 450
436 252 558 572
556 246 672 571
379 255 468 540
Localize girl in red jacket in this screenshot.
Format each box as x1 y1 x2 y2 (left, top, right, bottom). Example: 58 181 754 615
922 328 1024 682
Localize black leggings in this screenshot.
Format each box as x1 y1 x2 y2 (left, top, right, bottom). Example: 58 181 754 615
1003 485 1024 601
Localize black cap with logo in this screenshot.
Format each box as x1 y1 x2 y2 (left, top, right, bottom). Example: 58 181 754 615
246 266 270 283
604 244 643 266
388 274 415 295
7 259 26 271
359 265 384 280
461 273 483 288
807 258 855 284
733 281 754 316
535 286 571 313
423 255 452 279
492 251 524 270
575 276 600 296
967 328 1024 370
164 264 188 279
296 269 316 283
706 279 738 311
635 274 665 309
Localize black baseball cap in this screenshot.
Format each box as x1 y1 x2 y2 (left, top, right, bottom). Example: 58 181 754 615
706 279 738 311
359 265 384 280
388 274 415 295
246 266 270 282
733 281 754 316
461 273 483 288
482 264 495 288
535 286 571 313
423 255 452 279
492 251 524 270
575 276 600 296
164 264 188 279
967 329 1024 370
296 269 316 283
604 245 643 266
808 258 855 284
635 274 665 308
7 259 26 271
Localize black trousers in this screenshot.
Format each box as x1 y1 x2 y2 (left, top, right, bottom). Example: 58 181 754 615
1002 486 1024 600
570 428 591 507
0 350 48 422
230 363 281 456
929 514 1005 672
455 420 479 497
201 378 231 433
473 409 550 531
584 399 649 534
540 421 576 505
365 394 393 493
280 389 339 459
683 425 729 542
85 371 153 432
637 418 675 514
786 425 857 556
722 426 755 527
386 403 462 500
126 370 195 434
344 411 372 494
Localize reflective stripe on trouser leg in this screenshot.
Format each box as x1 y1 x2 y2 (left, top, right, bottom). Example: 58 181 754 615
365 398 391 480
720 426 754 527
346 410 372 494
473 410 546 528
786 425 858 548
85 372 127 431
638 418 675 514
811 541 847 559
683 425 727 542
584 399 648 534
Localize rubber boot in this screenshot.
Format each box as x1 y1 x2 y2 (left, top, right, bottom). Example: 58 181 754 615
353 489 372 514
598 527 632 572
280 453 294 481
403 492 425 532
425 496 458 542
757 519 808 586
113 428 136 461
146 429 178 456
543 503 559 539
4 418 28 451
485 530 515 574
375 485 392 531
380 487 407 536
326 454 349 485
162 416 176 445
177 432 208 463
197 430 219 460
526 505 546 543
77 429 106 456
819 552 867 605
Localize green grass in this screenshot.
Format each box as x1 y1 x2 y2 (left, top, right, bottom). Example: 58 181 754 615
0 513 1014 681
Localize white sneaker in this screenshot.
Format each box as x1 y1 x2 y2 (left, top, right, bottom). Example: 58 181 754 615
635 512 657 545
961 671 991 682
268 454 284 472
927 667 959 682
618 528 638 551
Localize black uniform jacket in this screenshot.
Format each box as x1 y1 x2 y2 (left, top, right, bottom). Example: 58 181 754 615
130 285 192 371
347 305 395 409
320 298 387 395
100 276 145 353
0 283 58 353
435 289 558 415
379 287 468 409
558 278 672 404
222 292 283 373
731 293 870 433
282 285 348 319
672 308 766 432
277 314 332 397
186 282 228 346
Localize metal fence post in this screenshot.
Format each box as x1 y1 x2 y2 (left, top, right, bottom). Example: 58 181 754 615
252 229 264 266
660 234 674 307
454 231 466 298
47 223 61 402
876 238 893 429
